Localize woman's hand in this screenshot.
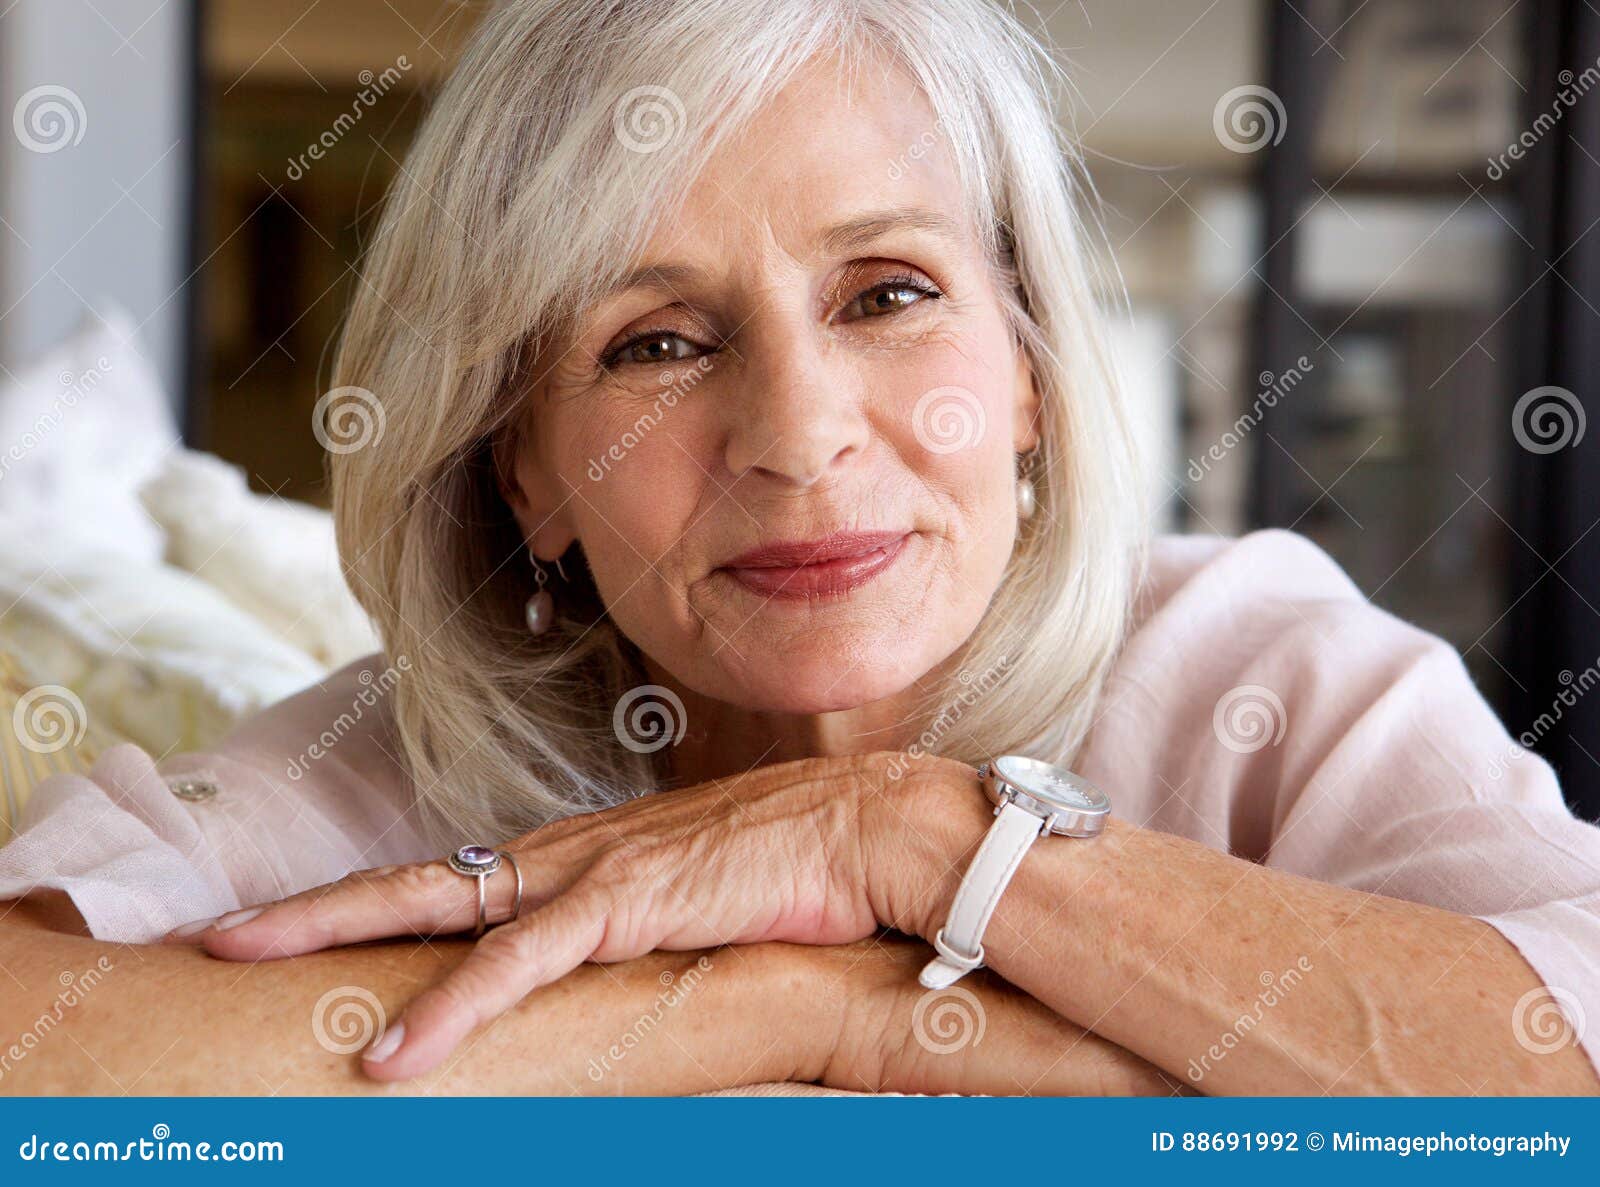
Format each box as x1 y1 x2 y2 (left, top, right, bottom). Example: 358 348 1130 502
171 752 970 1081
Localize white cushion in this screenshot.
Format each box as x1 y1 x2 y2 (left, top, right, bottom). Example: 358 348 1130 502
0 307 177 561
0 522 326 755
139 451 381 669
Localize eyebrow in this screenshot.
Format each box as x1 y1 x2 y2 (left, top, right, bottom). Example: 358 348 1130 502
817 205 970 256
599 206 969 300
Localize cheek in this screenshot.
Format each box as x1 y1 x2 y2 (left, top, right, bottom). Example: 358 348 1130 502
557 405 710 606
866 335 1020 542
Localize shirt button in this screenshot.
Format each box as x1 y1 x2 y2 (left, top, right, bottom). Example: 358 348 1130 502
168 776 219 802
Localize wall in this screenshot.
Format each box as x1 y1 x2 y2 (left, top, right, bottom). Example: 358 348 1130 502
0 0 191 408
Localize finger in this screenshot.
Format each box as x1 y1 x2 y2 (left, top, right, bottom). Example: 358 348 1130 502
160 863 409 947
190 857 521 960
362 887 609 1081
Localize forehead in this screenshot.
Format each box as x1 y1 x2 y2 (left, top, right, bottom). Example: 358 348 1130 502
652 52 976 261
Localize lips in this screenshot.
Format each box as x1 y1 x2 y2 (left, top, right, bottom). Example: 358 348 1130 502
717 530 911 600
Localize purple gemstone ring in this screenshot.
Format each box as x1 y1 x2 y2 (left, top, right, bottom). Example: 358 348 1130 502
447 844 502 878
446 844 520 937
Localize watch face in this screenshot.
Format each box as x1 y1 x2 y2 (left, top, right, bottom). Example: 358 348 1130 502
992 755 1109 815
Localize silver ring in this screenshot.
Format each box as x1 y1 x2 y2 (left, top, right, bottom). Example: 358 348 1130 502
446 845 503 938
503 851 524 925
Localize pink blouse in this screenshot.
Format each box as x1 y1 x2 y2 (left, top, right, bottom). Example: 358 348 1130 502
4 530 1598 1078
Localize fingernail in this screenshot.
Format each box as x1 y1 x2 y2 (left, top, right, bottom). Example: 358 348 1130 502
215 906 264 931
168 916 217 939
364 1021 405 1064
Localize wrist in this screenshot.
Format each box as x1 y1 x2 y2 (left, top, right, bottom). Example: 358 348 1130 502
859 752 991 941
745 941 856 1084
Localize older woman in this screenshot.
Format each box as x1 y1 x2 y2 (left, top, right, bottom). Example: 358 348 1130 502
2 0 1598 1097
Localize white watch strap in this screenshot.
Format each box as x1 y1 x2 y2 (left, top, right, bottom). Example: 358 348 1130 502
918 799 1045 989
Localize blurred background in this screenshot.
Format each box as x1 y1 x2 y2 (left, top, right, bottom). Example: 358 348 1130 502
1 0 1598 819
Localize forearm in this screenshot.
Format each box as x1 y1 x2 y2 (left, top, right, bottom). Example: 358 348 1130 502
874 765 1600 1095
813 932 1186 1096
0 898 822 1095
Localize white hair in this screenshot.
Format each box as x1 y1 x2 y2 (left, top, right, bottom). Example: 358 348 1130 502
330 0 1148 846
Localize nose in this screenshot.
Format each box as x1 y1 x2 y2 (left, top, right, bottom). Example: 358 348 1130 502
722 334 870 488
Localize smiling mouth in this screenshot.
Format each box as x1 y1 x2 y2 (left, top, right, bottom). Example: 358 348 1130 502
717 530 911 601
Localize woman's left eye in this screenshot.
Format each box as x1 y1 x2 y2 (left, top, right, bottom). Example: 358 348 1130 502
839 278 941 322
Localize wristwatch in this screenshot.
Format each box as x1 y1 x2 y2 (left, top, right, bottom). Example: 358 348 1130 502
919 755 1111 990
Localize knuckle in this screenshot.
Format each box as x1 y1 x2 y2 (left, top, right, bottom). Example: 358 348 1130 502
352 863 401 883
389 861 450 899
530 813 582 843
476 920 541 969
585 844 638 886
429 975 491 1028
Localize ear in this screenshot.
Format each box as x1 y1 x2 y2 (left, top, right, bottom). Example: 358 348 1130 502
492 413 578 562
1011 340 1042 454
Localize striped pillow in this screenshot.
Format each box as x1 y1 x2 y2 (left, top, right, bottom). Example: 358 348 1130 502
0 652 115 846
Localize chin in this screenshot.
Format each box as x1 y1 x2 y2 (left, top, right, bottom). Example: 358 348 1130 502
715 637 949 715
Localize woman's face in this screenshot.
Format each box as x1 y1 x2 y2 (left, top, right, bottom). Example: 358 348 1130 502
507 57 1039 713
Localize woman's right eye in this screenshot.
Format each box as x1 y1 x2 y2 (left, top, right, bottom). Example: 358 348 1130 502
603 331 707 368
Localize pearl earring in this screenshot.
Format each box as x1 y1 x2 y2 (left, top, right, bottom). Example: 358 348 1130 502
1016 472 1037 520
524 549 566 636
